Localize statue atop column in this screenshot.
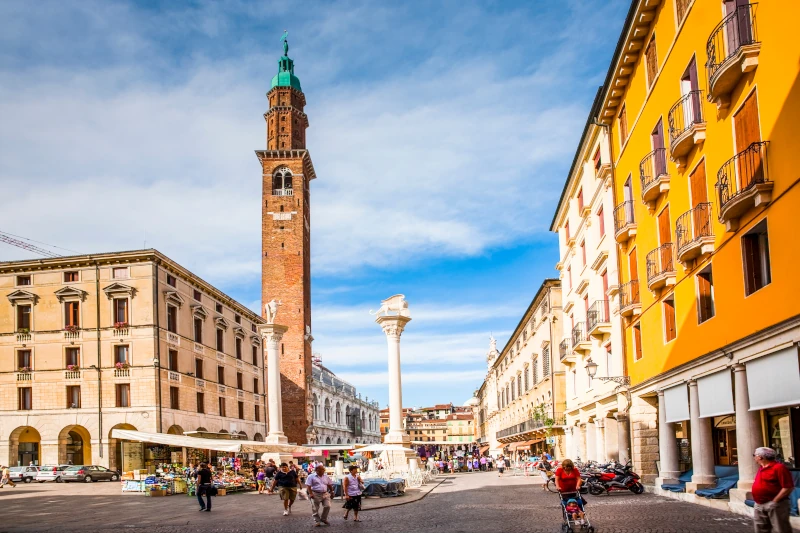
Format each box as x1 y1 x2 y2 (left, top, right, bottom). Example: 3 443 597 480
265 299 282 324
369 294 410 318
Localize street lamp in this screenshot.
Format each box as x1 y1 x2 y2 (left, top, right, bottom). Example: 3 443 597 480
584 357 631 388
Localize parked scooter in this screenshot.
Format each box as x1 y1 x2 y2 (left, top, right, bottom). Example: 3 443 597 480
585 461 645 495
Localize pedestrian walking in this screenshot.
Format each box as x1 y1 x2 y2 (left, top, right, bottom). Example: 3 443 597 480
306 465 334 527
256 467 267 494
496 456 506 476
751 447 794 533
1 465 16 488
538 455 553 490
195 462 213 512
342 465 364 522
270 463 299 516
265 460 277 494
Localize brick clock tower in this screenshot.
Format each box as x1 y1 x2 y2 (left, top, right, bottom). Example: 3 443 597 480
256 35 316 445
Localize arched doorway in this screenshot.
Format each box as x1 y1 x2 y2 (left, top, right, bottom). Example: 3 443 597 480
107 423 137 472
167 425 184 435
58 425 92 466
9 426 41 466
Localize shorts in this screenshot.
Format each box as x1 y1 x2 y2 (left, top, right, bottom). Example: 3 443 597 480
278 487 298 501
498 468 505 473
257 480 266 487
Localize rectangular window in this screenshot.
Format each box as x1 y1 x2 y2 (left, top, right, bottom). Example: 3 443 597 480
216 329 224 352
64 271 79 282
218 397 226 417
253 377 259 394
581 241 586 267
565 221 571 242
217 366 225 385
594 148 602 170
633 324 643 361
238 401 244 420
742 219 771 295
197 392 205 414
237 372 243 390
605 344 613 377
170 386 180 409
215 303 223 314
17 275 31 286
167 305 177 334
166 274 176 287
193 289 201 301
114 298 128 324
645 35 658 87
533 357 539 384
67 385 81 408
114 345 129 365
571 370 577 397
194 318 203 343
64 301 79 328
65 347 80 367
234 315 241 324
17 349 32 370
577 189 584 212
663 296 677 342
676 0 691 23
195 358 204 379
567 266 572 291
235 337 242 360
252 345 258 366
19 387 32 410
17 304 31 331
597 206 605 237
696 264 716 323
115 384 130 407
112 267 128 280
255 404 260 422
543 346 550 376
168 349 178 371
619 105 628 144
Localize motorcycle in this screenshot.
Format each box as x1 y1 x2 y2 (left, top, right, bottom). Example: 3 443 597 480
585 461 644 495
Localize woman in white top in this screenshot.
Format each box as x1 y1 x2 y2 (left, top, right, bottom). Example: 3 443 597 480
342 465 364 522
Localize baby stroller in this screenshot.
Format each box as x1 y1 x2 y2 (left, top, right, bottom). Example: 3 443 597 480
558 491 594 533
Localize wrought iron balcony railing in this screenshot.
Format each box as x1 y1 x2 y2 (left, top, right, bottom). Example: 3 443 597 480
706 3 759 88
587 300 610 332
559 339 570 361
676 203 714 257
668 90 704 144
618 280 640 312
571 322 587 347
646 243 675 285
716 141 770 217
640 148 668 200
497 412 566 439
613 201 635 233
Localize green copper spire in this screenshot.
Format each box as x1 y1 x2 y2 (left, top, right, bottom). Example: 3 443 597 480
270 30 302 91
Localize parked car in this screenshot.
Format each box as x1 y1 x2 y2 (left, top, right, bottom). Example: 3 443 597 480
62 465 120 483
8 466 39 483
36 465 70 483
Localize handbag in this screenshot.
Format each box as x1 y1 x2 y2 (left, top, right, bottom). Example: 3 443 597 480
208 485 219 496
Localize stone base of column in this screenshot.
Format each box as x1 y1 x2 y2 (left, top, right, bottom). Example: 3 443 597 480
686 476 717 493
383 431 412 447
265 433 289 444
655 473 681 486
261 451 293 465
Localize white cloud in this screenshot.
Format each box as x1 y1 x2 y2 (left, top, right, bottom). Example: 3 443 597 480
334 369 487 388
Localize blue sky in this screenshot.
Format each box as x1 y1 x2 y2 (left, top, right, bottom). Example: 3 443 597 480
0 0 627 409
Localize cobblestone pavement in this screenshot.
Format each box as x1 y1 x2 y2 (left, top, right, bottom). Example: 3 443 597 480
0 472 766 532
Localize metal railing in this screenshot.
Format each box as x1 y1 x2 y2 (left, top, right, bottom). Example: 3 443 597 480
559 339 570 360
668 90 704 143
716 141 769 217
497 412 566 439
273 188 294 196
618 280 640 310
571 322 587 347
587 300 610 332
646 243 675 283
613 201 635 233
676 203 714 255
706 3 759 88
640 148 668 195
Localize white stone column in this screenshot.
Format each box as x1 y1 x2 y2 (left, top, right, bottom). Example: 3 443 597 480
585 421 596 462
564 426 574 459
731 364 763 494
260 324 289 444
615 412 630 464
576 424 586 461
595 418 607 462
376 314 412 446
656 390 681 484
687 380 717 491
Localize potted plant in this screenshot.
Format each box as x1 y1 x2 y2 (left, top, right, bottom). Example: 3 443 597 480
66 364 80 372
18 366 31 373
64 325 79 334
114 321 129 329
17 327 30 334
115 361 130 370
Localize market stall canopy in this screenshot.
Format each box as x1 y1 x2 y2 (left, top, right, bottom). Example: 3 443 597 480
354 443 417 454
110 429 315 455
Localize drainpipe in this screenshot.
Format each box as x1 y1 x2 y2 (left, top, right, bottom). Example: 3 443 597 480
547 284 557 454
95 262 103 458
153 261 163 433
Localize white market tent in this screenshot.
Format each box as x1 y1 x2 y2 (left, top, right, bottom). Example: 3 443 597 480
110 429 315 455
353 443 417 454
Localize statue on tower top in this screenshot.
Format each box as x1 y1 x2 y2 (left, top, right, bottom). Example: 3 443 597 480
280 29 289 56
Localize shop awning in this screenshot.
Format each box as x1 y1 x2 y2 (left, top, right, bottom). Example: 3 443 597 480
697 369 734 418
353 443 417 454
479 445 489 454
110 429 315 455
746 346 800 410
664 383 690 423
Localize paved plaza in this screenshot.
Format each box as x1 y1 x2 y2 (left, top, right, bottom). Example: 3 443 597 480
0 473 762 532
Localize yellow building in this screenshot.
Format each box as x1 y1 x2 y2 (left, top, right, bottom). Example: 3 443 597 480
593 0 800 514
1 250 267 469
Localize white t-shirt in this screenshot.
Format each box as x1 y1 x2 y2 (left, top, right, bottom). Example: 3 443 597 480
497 459 506 468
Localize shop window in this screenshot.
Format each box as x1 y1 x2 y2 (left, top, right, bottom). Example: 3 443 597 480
197 392 205 414
67 385 81 408
742 219 771 295
168 349 178 371
19 387 32 410
64 271 79 282
115 384 130 407
663 295 677 342
170 386 180 410
696 264 715 323
16 275 31 286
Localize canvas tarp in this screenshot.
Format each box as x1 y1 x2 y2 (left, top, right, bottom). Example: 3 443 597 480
110 429 315 455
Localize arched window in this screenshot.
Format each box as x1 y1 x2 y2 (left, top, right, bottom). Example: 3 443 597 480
345 406 351 427
324 398 331 422
335 402 341 424
337 437 342 444
312 394 319 421
272 167 293 194
325 437 331 444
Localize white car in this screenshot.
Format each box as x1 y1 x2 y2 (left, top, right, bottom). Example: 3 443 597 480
8 466 39 483
36 465 70 483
